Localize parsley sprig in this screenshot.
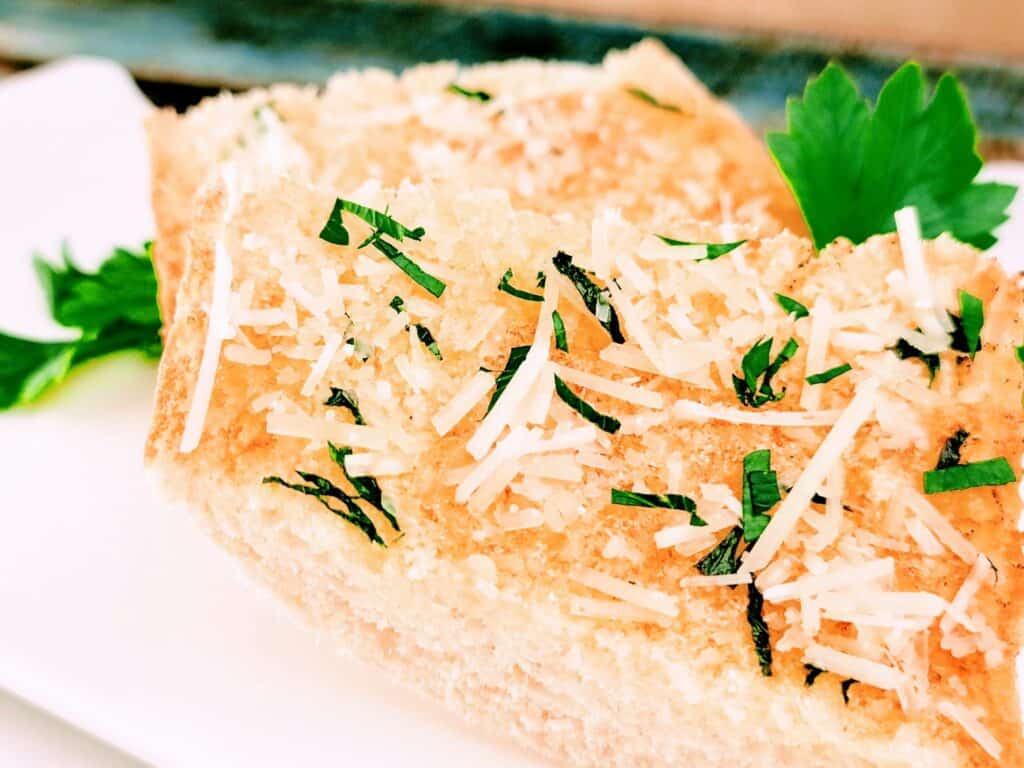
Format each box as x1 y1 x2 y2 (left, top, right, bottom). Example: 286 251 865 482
0 243 162 410
767 62 1016 250
656 235 747 262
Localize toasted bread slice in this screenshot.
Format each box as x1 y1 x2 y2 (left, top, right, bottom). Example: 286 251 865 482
146 162 1023 766
147 40 804 323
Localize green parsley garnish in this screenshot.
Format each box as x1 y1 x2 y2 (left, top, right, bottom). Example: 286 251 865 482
536 272 547 288
655 235 747 261
767 62 1016 250
390 295 442 360
0 242 162 410
950 289 984 358
263 471 385 546
804 664 825 686
319 199 444 298
552 310 569 353
805 363 852 385
498 269 544 302
625 87 682 113
747 584 773 677
774 293 810 319
891 337 940 382
485 346 529 415
552 251 625 344
553 374 621 434
610 490 705 526
841 679 858 704
695 526 743 577
328 443 400 532
935 428 970 470
742 449 781 543
732 337 799 408
325 386 366 425
923 457 1016 494
446 83 492 102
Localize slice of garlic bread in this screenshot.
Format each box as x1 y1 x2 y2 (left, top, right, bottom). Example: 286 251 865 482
147 39 804 322
146 164 1023 766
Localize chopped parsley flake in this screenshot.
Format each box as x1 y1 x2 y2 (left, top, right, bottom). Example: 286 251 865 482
1016 343 1024 405
950 290 984 358
610 490 705 526
324 386 366 425
446 83 492 102
747 584 773 677
319 198 425 247
536 272 547 288
841 679 858 704
805 363 852 385
935 428 970 470
552 251 625 344
742 449 781 543
369 236 446 298
625 87 682 113
655 235 747 261
263 471 385 546
553 374 621 434
923 457 1016 494
891 337 941 382
766 61 1017 251
486 346 529 414
390 295 442 359
552 310 569 352
328 443 400 532
732 337 799 408
1 242 162 410
695 526 743 576
498 268 544 302
804 664 825 686
774 293 810 319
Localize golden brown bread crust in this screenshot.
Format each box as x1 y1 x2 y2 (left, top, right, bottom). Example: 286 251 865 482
145 40 805 324
147 166 1024 766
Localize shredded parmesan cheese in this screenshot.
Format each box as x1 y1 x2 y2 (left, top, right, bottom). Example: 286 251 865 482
555 364 663 408
937 700 1003 759
432 371 495 436
803 643 907 690
573 568 679 617
673 400 841 427
679 573 752 587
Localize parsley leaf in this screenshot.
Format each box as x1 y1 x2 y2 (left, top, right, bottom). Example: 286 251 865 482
655 235 747 261
552 251 625 344
806 363 852 385
319 198 425 247
389 295 442 360
625 87 682 113
553 374 621 434
262 472 385 546
485 346 529 415
0 242 162 410
935 428 970 470
552 310 569 353
610 490 705 526
732 337 799 408
774 293 810 319
325 387 366 425
369 237 446 298
742 449 781 543
923 457 1015 494
891 337 940 382
498 269 544 302
767 62 1016 250
446 83 492 102
747 584 773 677
695 526 743 576
328 443 400 532
950 290 984 358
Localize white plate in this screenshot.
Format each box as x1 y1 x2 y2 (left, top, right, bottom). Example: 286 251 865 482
0 58 1021 768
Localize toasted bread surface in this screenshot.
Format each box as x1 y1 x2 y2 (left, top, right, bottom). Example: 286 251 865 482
147 164 1024 766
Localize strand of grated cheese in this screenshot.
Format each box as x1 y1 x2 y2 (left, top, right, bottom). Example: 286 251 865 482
234 307 289 327
940 554 996 635
520 453 583 483
265 410 389 450
937 700 1003 759
522 363 556 426
457 426 537 503
465 283 557 459
803 643 907 690
223 343 272 366
674 399 841 427
763 558 894 603
805 462 845 552
432 371 495 436
679 572 753 588
606 280 665 374
905 516 946 556
555 364 663 409
799 298 833 411
568 596 673 627
654 524 714 550
467 459 521 514
301 331 343 397
343 453 409 477
180 167 238 454
894 206 950 339
742 378 880 572
902 489 978 565
573 568 679 617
